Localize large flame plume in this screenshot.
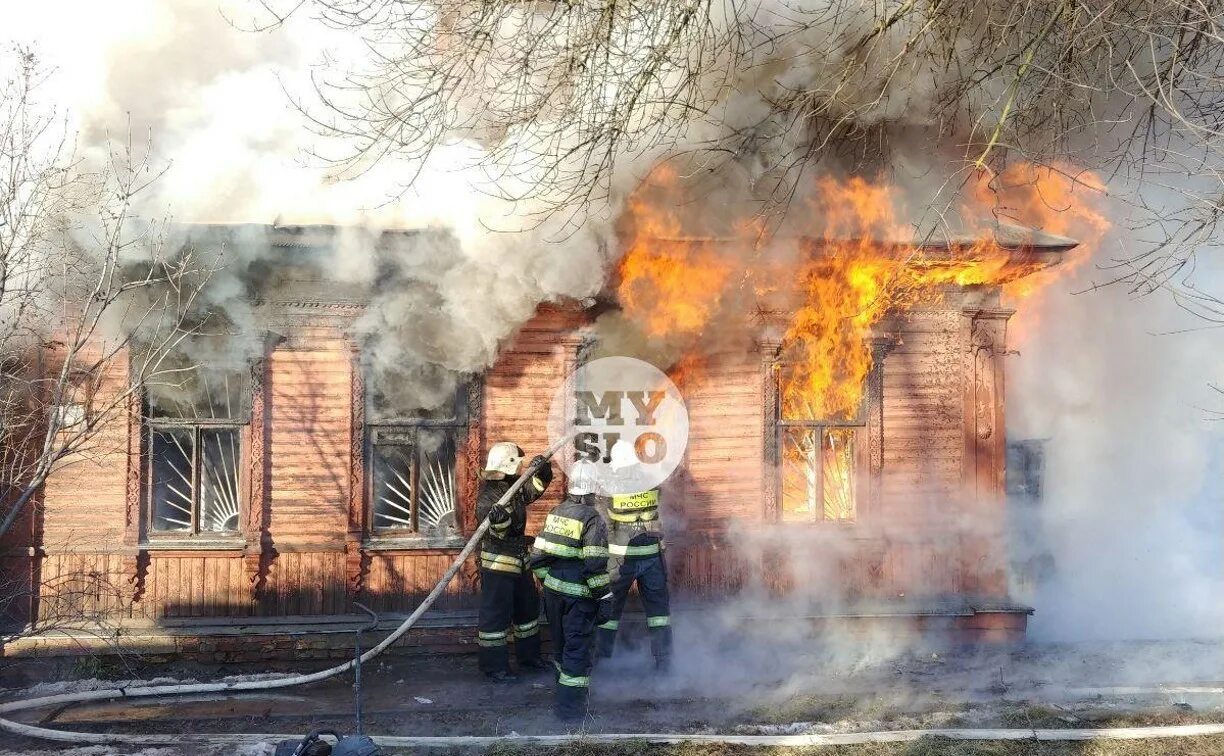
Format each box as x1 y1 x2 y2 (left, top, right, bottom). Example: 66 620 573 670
615 163 1109 422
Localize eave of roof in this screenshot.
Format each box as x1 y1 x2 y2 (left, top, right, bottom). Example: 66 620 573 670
649 219 1078 281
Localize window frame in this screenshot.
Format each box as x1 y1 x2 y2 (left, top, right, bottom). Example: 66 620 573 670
776 416 868 524
141 372 252 544
764 348 885 524
362 381 473 549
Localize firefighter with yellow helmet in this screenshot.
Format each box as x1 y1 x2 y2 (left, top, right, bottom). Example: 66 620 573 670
475 441 553 681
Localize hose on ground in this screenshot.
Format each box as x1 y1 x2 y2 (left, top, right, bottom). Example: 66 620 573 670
1 719 1224 748
0 435 572 745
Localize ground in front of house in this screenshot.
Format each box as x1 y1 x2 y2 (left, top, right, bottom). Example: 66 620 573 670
1 640 1223 755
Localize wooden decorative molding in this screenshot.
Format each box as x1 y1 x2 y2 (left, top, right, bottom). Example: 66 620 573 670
963 310 1010 507
865 335 900 519
345 348 366 601
347 351 365 536
257 300 366 313
757 338 782 522
960 309 1012 597
457 378 485 536
123 370 144 608
244 357 272 601
123 391 142 544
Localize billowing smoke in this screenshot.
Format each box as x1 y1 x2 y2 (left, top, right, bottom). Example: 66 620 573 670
1008 207 1224 641
6 0 614 411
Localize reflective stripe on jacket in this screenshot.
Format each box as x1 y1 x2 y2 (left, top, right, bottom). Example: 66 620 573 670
528 494 609 597
602 488 665 558
475 463 553 565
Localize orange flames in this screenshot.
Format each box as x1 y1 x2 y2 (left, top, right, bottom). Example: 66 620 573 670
617 166 734 338
615 162 1108 419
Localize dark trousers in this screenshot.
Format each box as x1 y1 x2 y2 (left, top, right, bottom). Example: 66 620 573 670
595 553 672 662
542 586 597 718
477 568 542 675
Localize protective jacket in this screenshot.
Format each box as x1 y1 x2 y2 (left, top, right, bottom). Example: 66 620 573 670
475 460 552 676
475 463 553 574
528 494 610 598
604 488 664 558
596 487 672 667
528 493 610 719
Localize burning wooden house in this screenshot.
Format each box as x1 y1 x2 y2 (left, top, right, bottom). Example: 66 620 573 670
0 196 1080 658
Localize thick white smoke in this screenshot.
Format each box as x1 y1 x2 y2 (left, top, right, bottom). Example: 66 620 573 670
1009 233 1224 641
6 1 616 411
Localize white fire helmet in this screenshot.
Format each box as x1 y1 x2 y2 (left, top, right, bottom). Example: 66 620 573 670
567 459 601 496
608 438 638 472
482 442 524 479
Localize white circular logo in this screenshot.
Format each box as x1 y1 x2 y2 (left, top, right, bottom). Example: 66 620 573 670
547 356 689 496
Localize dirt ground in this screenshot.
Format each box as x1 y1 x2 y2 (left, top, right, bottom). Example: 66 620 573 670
1 639 1223 755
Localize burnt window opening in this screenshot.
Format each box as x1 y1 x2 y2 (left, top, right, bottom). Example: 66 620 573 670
145 369 251 537
365 378 470 541
775 364 867 524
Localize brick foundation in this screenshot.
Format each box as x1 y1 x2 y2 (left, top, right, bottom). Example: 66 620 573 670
2 604 1029 662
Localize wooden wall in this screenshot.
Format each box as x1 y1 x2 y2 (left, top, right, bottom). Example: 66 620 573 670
666 299 1013 605
12 295 1016 629
14 306 586 625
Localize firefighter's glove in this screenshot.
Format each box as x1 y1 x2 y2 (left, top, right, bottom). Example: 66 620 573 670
595 592 615 627
527 454 554 492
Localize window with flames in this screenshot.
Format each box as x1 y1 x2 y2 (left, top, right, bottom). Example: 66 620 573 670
366 382 468 540
777 365 864 523
146 370 250 536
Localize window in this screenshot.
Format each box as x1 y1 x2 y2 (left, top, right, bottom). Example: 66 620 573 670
51 366 96 430
776 365 865 523
146 369 249 536
366 380 468 540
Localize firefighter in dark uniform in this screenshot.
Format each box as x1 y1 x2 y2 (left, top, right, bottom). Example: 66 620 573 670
528 460 612 721
475 441 554 682
595 440 672 670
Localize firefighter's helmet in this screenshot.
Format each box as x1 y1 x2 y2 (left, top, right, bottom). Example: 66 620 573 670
608 438 638 472
567 459 600 496
482 442 524 479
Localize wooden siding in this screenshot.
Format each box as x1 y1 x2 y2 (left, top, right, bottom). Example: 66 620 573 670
672 350 765 531
667 305 1010 603
12 299 1018 629
40 356 131 551
267 334 352 546
481 307 585 532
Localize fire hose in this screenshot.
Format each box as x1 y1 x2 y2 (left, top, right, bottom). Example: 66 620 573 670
0 435 573 746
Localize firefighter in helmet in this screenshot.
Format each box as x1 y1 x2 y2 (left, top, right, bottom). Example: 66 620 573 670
528 460 612 721
595 439 672 671
475 441 553 681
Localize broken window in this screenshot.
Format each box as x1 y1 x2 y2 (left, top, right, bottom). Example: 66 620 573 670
146 369 249 536
776 366 864 523
366 379 469 540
